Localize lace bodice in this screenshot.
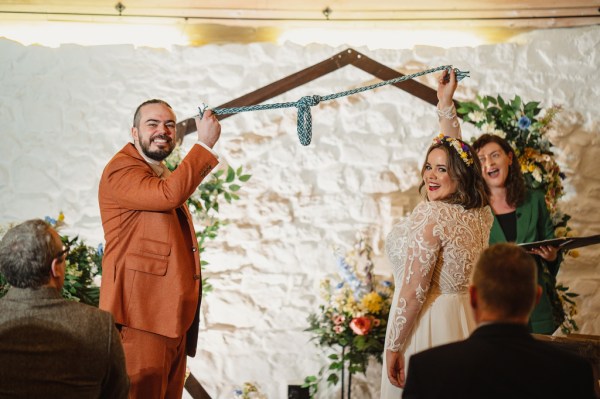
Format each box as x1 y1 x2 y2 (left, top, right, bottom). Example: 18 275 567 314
384 201 493 352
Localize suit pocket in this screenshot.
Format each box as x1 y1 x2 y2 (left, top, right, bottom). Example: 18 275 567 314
125 239 171 276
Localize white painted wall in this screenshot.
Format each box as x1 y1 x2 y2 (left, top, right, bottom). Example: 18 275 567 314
0 25 598 398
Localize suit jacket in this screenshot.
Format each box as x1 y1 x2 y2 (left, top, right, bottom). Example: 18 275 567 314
489 189 562 333
0 287 129 399
403 323 596 399
98 143 218 356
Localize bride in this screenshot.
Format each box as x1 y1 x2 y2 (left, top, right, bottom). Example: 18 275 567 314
380 69 492 396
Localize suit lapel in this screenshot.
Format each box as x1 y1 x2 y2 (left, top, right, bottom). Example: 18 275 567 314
516 201 532 244
490 217 507 243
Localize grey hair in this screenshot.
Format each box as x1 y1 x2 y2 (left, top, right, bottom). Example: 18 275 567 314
0 219 58 288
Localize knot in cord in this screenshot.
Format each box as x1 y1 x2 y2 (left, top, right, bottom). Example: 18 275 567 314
196 66 470 146
296 95 321 146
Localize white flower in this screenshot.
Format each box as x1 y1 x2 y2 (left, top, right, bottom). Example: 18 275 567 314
492 129 506 138
481 121 496 133
468 110 486 123
532 167 543 182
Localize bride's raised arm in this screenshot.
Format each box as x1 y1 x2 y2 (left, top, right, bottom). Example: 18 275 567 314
436 68 461 139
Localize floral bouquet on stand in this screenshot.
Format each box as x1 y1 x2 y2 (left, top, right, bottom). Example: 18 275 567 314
304 233 394 398
232 382 267 399
457 95 578 333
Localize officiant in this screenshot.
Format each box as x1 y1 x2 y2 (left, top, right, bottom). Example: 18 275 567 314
472 134 562 334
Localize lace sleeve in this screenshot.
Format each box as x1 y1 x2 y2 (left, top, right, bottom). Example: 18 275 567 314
385 203 441 352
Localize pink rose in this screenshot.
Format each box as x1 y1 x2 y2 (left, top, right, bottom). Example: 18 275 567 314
333 325 345 334
332 314 346 325
349 317 372 336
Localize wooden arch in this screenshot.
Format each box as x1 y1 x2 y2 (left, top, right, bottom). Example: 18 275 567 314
176 47 461 142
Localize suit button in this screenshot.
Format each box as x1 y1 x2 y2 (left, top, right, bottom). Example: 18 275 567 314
192 247 197 252
193 274 201 280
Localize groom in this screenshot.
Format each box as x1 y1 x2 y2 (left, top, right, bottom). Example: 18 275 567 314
99 99 221 398
402 243 595 399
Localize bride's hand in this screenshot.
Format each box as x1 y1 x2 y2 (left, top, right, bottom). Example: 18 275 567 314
437 68 457 108
386 349 406 388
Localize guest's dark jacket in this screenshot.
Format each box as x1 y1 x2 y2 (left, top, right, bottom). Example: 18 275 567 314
403 323 595 399
0 287 129 398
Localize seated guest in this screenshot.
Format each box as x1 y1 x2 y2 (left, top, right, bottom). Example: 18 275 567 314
403 243 595 399
0 219 129 399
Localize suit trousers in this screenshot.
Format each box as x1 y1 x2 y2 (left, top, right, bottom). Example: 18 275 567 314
120 326 187 399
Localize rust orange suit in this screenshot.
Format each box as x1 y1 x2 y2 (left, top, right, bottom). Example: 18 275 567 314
99 142 218 398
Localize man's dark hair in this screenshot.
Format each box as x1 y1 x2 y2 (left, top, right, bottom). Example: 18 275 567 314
132 99 173 128
0 219 59 288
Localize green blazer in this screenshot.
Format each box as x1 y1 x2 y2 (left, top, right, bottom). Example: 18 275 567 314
488 189 562 334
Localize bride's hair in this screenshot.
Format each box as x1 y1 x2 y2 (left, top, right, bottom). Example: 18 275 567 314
419 141 490 209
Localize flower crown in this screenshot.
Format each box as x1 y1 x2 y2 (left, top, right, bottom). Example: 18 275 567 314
432 134 474 167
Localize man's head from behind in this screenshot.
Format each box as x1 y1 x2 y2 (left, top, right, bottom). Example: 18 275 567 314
470 243 541 324
0 219 67 290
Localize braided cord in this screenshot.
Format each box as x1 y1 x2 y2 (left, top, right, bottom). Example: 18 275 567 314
199 66 469 146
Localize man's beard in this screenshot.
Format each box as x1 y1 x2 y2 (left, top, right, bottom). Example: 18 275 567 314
140 134 175 161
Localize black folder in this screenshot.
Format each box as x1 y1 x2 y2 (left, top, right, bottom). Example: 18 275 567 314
518 234 600 251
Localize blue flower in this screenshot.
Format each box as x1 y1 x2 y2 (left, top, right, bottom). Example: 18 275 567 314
336 281 345 289
518 116 531 130
44 216 57 225
97 243 104 257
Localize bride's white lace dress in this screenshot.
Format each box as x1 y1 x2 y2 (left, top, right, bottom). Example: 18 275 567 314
380 201 493 398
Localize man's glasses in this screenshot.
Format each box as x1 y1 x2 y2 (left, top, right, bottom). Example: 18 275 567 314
54 245 70 261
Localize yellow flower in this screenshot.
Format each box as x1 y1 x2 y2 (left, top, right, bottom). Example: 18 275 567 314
361 292 383 314
554 227 567 237
569 250 579 258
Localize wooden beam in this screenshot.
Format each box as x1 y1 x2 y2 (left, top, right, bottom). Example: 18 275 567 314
177 48 453 140
184 372 212 399
177 48 359 140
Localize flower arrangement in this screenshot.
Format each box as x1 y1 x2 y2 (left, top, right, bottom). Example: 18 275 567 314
304 234 393 398
232 382 267 399
457 95 579 333
432 134 474 166
458 95 565 218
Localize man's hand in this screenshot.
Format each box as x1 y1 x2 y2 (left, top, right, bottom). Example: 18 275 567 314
386 349 406 388
195 109 221 148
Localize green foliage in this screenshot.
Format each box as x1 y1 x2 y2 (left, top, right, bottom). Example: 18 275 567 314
60 234 102 306
556 283 580 334
0 271 8 298
165 147 251 294
302 372 322 398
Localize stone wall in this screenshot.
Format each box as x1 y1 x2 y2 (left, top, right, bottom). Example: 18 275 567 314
0 26 598 398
